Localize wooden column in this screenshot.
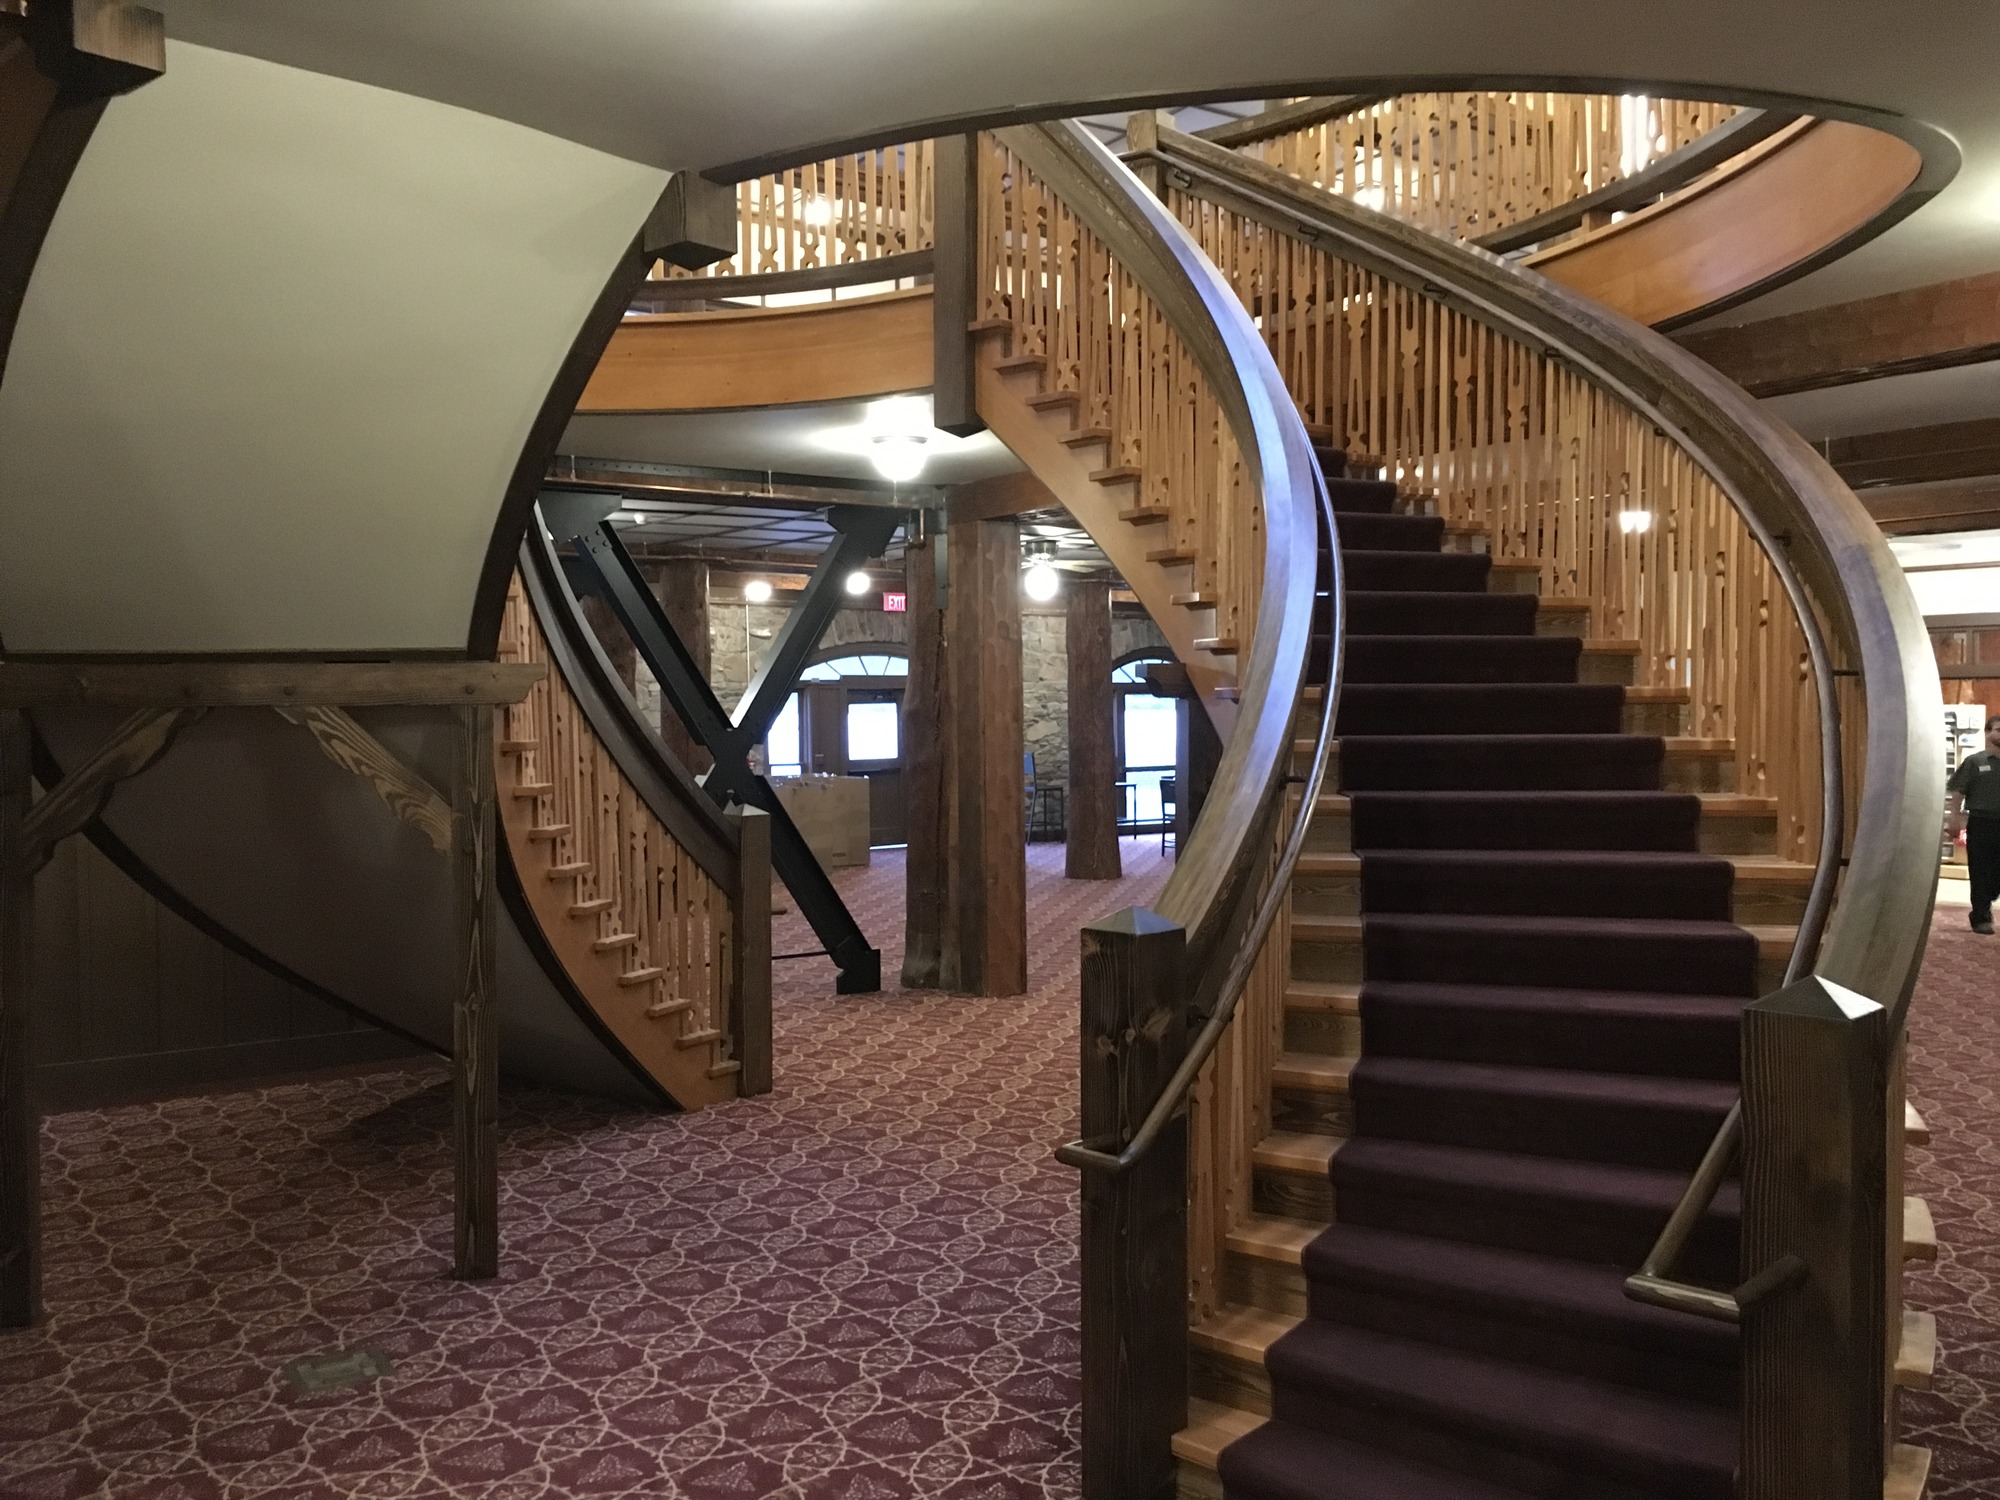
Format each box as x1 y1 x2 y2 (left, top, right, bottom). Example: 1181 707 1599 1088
653 558 710 775
727 804 772 1096
941 517 1026 996
578 592 638 693
931 134 984 437
1175 695 1224 852
1066 580 1121 879
451 705 500 1280
0 711 36 1327
1741 975 1890 1500
1079 907 1188 1499
902 534 947 988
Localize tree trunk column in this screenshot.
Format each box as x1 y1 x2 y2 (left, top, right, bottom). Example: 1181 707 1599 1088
653 558 710 775
942 517 1026 996
902 535 947 989
1066 579 1121 879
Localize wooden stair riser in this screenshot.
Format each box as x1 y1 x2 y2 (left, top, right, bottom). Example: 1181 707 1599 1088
1191 1338 1275 1418
1270 1058 1353 1139
1288 859 1809 926
1284 995 1362 1056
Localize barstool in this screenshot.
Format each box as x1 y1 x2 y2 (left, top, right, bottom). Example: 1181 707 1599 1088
1160 775 1178 853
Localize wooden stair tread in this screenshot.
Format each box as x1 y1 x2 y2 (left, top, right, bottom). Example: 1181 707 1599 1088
1254 1130 1339 1177
1272 1052 1354 1092
1227 1215 1320 1266
568 898 615 916
1060 426 1112 448
676 1027 725 1049
967 317 1014 335
647 996 694 1019
545 862 591 879
1147 547 1197 565
1026 389 1081 411
992 352 1045 372
510 783 553 798
1905 1195 1938 1262
1193 638 1240 655
1119 505 1170 524
1292 851 1811 884
1311 792 1775 816
1172 591 1220 608
1896 1309 1937 1391
498 739 538 753
1173 1399 1265 1469
1907 1102 1931 1145
617 966 663 986
1625 685 1692 703
1290 734 1738 759
1285 980 1360 1014
1886 1443 1932 1500
527 823 572 840
1091 465 1142 484
1193 1304 1298 1364
1582 637 1643 654
705 1058 744 1078
591 932 640 952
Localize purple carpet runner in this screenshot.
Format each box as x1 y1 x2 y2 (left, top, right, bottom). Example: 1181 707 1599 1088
1219 452 1751 1500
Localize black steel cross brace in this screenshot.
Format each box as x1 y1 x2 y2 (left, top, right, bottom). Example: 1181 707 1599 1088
545 497 899 993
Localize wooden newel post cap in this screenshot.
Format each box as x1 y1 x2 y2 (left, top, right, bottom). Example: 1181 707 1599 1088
1744 974 1884 1028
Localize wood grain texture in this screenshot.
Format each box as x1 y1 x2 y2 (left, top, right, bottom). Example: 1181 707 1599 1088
276 706 453 855
1065 580 1120 880
648 558 710 775
451 705 499 1280
940 518 1026 996
580 291 933 412
931 134 983 436
1524 119 1923 328
0 710 35 1326
1741 978 1889 1500
727 804 772 1096
900 536 946 990
23 708 196 870
1079 908 1189 1500
0 661 544 709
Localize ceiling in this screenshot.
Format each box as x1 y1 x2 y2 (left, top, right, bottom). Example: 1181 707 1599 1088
1762 360 2000 445
148 0 2000 333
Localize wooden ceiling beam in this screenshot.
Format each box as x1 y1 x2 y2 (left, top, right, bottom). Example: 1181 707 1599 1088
1857 476 2000 536
1676 271 2000 397
1826 416 2000 489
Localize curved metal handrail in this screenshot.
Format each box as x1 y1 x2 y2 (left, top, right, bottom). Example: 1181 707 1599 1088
1142 124 1944 1310
996 121 1335 1177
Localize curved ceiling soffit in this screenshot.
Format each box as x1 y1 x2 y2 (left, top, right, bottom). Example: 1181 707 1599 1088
0 13 167 657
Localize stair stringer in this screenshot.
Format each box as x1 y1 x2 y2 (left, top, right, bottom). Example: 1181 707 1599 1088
973 329 1240 736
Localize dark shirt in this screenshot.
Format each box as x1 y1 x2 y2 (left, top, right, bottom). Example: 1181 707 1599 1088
1950 749 2000 817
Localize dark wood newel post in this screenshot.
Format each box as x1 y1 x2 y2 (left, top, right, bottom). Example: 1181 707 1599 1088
727 803 772 1096
452 703 500 1280
1740 975 1889 1499
1080 906 1188 1500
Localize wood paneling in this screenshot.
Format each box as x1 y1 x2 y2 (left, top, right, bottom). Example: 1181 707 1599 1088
580 291 933 413
1065 580 1120 880
1524 120 1923 328
1677 269 2000 398
941 518 1026 996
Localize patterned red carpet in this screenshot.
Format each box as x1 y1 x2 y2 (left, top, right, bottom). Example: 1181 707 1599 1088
1899 887 2000 1498
0 841 1172 1499
3 855 1996 1497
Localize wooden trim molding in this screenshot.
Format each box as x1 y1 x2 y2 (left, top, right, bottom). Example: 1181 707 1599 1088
580 288 934 413
1524 118 1925 329
627 248 934 307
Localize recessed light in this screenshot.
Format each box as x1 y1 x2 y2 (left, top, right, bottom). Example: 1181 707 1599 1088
743 579 774 604
844 570 871 596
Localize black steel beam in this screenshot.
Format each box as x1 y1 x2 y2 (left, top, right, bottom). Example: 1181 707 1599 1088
550 503 894 993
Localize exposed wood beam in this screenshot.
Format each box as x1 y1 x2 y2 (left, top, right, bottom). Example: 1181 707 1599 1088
1676 271 2000 397
948 470 1057 524
0 661 543 709
1825 417 2000 490
1858 477 2000 537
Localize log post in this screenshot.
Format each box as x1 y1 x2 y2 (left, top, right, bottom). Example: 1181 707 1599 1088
941 517 1025 996
728 803 772 1096
653 557 711 774
902 532 947 988
451 704 500 1280
1067 579 1121 879
1080 906 1188 1500
1740 975 1890 1500
931 134 984 437
0 710 36 1327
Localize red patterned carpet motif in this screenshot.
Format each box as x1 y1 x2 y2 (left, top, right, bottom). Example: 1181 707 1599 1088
1901 889 2000 1497
0 842 1172 1499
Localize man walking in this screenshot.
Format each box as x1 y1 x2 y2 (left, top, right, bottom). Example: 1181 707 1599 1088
1947 714 2000 935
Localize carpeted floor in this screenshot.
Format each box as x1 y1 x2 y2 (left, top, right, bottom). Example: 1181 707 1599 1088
2 851 1996 1497
0 840 1172 1499
1899 881 2000 1498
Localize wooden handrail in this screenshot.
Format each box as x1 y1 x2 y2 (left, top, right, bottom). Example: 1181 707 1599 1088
991 121 1329 1088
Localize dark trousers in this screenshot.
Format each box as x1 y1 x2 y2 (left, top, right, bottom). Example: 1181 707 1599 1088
1970 815 2000 921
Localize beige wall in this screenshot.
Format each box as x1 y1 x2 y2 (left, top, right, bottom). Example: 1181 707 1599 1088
0 42 666 653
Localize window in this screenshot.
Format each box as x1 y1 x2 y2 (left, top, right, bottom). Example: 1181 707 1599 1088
767 692 804 778
800 652 907 681
845 699 901 763
1113 654 1176 828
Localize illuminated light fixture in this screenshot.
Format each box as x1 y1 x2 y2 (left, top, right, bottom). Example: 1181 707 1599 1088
1618 509 1654 535
1021 538 1062 603
844 569 872 596
742 578 774 604
869 433 928 483
1353 184 1387 212
801 195 835 228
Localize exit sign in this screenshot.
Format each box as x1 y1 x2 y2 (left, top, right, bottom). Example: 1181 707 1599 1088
881 591 907 613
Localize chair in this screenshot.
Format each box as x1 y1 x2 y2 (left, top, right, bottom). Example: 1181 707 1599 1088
1160 775 1178 854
